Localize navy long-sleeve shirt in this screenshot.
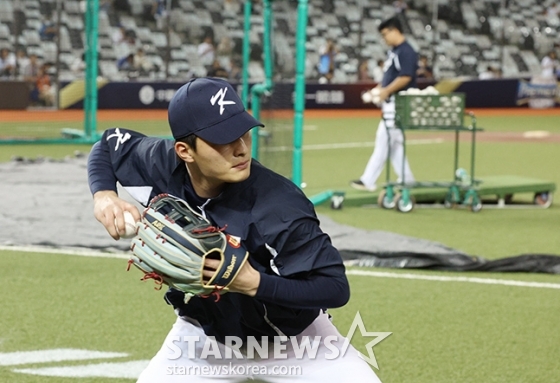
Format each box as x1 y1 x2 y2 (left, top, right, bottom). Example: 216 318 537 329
88 128 350 342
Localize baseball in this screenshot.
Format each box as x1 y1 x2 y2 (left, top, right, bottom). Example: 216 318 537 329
361 91 373 103
115 211 137 239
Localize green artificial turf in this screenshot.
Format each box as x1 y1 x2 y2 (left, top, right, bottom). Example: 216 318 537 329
1 251 558 383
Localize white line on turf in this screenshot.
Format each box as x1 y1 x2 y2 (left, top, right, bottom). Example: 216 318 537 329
0 245 129 259
3 245 557 290
346 269 560 290
264 138 444 152
13 360 149 379
0 349 128 366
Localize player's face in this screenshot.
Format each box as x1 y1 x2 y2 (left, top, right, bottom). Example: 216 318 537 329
180 131 252 195
380 27 398 46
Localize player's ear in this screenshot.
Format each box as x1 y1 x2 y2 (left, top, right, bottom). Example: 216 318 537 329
175 141 195 163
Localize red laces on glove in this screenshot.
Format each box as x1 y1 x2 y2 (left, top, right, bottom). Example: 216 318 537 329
192 224 228 234
200 285 226 302
140 272 164 290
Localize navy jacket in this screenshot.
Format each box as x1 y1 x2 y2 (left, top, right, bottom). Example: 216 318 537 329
88 128 350 342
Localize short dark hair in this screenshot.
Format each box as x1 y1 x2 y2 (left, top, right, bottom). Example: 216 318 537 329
378 17 403 33
177 134 197 151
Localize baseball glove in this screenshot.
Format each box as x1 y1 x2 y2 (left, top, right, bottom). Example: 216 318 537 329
128 194 249 300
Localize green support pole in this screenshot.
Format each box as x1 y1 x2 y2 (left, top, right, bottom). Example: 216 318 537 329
293 0 343 205
250 0 273 159
60 0 99 142
85 0 99 140
241 1 252 109
292 0 308 188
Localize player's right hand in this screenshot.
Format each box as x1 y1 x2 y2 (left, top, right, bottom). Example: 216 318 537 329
93 190 141 240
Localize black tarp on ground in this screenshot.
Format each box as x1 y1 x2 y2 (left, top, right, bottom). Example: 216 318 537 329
1 156 559 274
341 251 560 274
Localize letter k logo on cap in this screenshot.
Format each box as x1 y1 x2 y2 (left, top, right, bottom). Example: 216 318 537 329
210 87 236 115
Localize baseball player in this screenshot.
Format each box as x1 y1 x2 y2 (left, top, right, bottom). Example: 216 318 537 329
88 78 381 382
351 17 417 192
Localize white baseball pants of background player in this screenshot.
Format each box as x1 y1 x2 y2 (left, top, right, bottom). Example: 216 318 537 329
359 98 415 189
137 311 382 382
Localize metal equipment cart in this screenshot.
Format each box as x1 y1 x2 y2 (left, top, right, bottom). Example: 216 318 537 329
377 93 484 213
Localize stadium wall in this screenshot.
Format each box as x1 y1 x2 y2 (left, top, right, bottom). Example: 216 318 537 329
7 78 560 110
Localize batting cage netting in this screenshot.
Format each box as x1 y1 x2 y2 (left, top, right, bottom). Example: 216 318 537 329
255 85 295 180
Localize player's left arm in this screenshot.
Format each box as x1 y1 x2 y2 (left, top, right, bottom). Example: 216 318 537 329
255 216 350 309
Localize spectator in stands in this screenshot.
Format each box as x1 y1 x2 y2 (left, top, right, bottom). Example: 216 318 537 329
478 66 496 80
207 59 229 78
112 25 127 45
152 0 168 30
22 53 40 84
71 53 86 76
357 60 372 82
541 51 559 79
216 36 234 60
492 67 502 78
134 48 154 73
15 49 30 78
32 63 55 106
416 55 434 79
0 48 15 78
117 53 135 71
197 36 216 67
39 15 57 41
372 59 385 83
318 38 338 83
351 17 417 192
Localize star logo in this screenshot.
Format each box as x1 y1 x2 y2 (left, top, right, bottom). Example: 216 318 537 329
341 311 392 369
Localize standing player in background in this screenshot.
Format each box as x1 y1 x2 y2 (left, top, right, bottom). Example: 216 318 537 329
88 77 381 382
351 17 417 192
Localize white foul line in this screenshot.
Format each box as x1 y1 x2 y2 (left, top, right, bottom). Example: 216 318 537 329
346 269 560 290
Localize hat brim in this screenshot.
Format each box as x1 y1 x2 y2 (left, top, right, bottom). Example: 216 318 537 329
194 110 264 145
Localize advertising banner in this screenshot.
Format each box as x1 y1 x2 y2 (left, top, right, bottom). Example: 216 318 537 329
59 79 559 110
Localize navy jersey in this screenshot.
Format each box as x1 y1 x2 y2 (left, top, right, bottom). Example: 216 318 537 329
88 128 350 342
381 40 418 92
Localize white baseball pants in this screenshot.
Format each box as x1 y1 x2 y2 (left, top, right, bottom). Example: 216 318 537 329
360 100 415 189
136 311 382 382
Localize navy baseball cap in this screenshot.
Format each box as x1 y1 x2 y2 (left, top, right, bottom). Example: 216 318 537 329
168 77 264 144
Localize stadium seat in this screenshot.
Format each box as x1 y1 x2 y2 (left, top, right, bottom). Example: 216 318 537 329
6 0 558 82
